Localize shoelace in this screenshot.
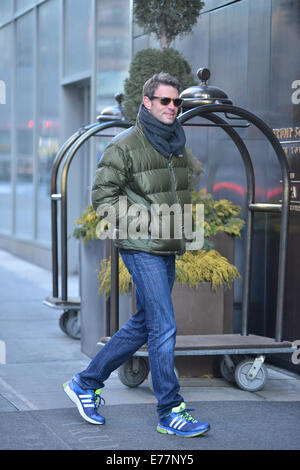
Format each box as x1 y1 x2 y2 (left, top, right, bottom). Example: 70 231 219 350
92 390 105 409
178 408 197 423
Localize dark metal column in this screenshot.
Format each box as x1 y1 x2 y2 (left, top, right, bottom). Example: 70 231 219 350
110 242 119 335
50 129 88 298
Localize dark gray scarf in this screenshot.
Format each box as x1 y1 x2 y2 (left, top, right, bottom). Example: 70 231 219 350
138 104 186 158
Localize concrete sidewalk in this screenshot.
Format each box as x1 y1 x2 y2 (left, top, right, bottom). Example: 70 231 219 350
0 248 299 450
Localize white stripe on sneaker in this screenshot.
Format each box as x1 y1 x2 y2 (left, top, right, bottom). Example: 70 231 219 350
83 404 95 408
177 420 187 430
79 394 92 398
173 419 185 429
170 417 179 427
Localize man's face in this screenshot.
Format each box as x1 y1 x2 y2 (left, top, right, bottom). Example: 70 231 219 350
143 84 180 125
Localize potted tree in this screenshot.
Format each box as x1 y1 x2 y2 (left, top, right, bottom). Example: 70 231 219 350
123 0 204 120
95 189 244 332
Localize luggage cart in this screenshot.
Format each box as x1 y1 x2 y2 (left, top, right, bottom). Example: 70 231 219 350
98 334 295 392
98 102 296 392
43 105 133 339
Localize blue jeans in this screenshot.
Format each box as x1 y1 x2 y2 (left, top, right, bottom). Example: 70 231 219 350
76 250 184 420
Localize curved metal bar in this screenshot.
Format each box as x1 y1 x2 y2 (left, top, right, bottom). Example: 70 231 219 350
179 104 290 341
50 124 97 298
60 120 133 301
182 111 255 336
51 123 97 196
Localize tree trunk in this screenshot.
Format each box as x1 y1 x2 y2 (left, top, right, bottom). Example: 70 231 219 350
159 29 171 49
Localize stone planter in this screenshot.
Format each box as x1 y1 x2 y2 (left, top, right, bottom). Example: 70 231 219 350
173 232 235 334
79 239 132 358
171 233 235 377
172 283 226 335
171 282 233 377
80 233 236 377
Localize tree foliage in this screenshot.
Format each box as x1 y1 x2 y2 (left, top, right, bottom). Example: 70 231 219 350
191 190 245 239
73 191 245 245
97 249 241 298
123 48 197 119
133 0 205 48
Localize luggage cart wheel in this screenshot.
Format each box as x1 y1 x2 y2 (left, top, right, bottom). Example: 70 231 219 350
234 356 268 392
219 355 236 383
118 357 149 387
59 310 80 340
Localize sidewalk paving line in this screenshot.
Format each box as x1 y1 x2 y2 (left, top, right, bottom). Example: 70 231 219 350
0 377 39 411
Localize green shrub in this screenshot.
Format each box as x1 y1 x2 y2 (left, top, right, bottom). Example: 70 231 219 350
123 48 197 120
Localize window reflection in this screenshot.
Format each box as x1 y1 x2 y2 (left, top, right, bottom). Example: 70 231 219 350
96 0 131 172
0 25 12 232
64 0 92 77
37 0 60 242
96 0 131 112
16 0 37 12
0 0 13 22
15 13 34 237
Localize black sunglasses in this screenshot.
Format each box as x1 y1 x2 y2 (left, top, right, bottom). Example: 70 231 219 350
150 96 183 107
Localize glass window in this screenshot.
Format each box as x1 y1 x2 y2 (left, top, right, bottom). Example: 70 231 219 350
15 12 35 238
64 0 92 77
16 0 36 13
0 0 14 23
95 0 131 170
0 25 13 232
37 0 60 242
96 0 131 112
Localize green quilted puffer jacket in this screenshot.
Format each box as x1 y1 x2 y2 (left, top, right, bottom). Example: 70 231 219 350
91 119 193 255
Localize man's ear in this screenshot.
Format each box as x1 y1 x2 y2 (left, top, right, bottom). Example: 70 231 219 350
143 96 152 112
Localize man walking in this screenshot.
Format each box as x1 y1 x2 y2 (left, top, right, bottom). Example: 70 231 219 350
63 72 210 437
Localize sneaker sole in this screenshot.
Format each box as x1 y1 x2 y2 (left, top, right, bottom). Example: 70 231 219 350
63 382 105 425
157 423 210 437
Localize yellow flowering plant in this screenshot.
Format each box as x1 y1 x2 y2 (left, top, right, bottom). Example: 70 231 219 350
97 249 241 299
191 190 245 240
73 205 110 244
94 191 244 297
73 205 100 244
73 191 245 297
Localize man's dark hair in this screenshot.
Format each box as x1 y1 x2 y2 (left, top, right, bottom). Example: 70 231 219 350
143 72 181 97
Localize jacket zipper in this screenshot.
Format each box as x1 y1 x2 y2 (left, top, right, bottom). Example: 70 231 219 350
167 154 185 254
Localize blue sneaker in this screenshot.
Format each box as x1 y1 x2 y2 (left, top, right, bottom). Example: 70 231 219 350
63 377 105 425
157 402 210 437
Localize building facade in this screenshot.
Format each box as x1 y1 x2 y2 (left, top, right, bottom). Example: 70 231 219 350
0 0 131 269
